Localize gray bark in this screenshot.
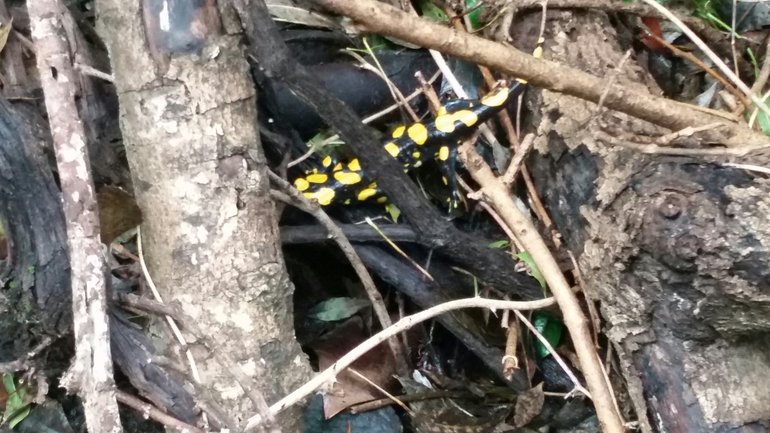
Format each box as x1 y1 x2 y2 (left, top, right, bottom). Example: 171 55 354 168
96 2 313 430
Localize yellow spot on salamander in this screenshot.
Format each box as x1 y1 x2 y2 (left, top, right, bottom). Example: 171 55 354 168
408 123 428 145
306 173 328 184
435 114 456 133
384 142 400 157
412 151 421 159
348 159 361 171
437 106 447 116
392 126 406 138
481 87 509 107
413 161 422 168
322 155 333 167
333 163 343 171
455 110 478 127
442 176 448 185
357 188 377 201
438 146 450 161
294 178 310 192
534 37 545 59
334 171 362 185
306 187 336 206
377 197 387 203
435 110 479 133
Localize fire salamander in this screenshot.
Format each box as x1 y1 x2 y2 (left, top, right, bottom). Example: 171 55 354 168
294 39 544 210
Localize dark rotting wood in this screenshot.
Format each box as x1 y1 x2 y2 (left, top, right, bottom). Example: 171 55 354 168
0 97 71 337
281 224 419 244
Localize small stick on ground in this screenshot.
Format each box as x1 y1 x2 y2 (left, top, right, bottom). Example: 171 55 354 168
502 317 520 380
502 133 536 187
349 390 471 413
0 338 52 374
27 0 121 431
116 390 205 433
595 131 770 156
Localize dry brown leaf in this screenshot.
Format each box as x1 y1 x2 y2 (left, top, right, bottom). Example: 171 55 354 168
311 317 399 419
513 382 544 428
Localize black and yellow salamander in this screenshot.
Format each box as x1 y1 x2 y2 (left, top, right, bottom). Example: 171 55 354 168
293 40 543 210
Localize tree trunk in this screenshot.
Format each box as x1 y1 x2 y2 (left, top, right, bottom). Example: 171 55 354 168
96 2 313 430
521 11 770 432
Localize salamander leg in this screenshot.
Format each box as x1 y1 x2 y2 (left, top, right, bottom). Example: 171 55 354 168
436 143 462 211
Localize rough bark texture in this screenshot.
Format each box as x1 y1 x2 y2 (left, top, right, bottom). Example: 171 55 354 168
0 98 70 343
96 2 312 430
522 11 770 432
28 1 121 430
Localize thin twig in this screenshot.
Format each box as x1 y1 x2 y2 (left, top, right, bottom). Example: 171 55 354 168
74 62 115 82
731 0 738 77
596 131 770 156
502 133 536 187
596 49 633 113
345 46 419 121
0 338 52 374
748 88 770 129
347 368 414 415
243 296 558 431
568 250 599 348
457 172 525 252
116 390 205 433
137 226 208 427
750 38 770 94
722 162 770 174
365 217 435 281
349 390 471 413
502 317 520 380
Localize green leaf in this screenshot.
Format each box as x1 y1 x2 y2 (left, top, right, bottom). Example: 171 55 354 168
2 373 31 428
533 312 563 358
27 266 35 274
7 405 31 429
487 240 510 249
308 297 371 322
515 251 547 294
756 110 770 136
385 203 401 222
419 0 448 22
465 0 483 29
